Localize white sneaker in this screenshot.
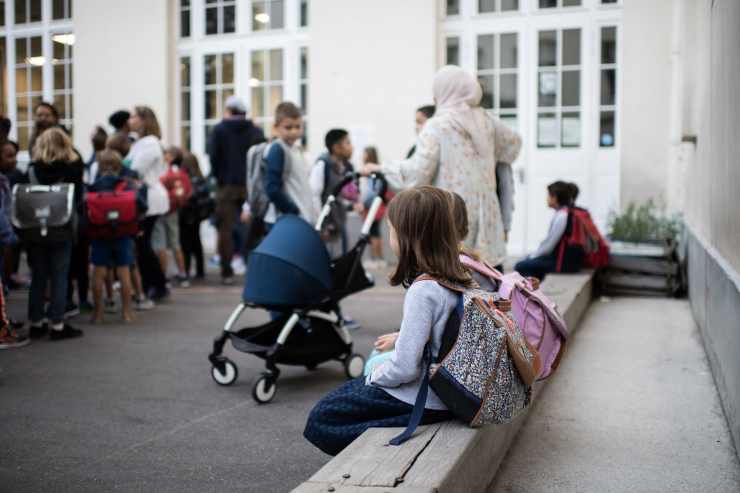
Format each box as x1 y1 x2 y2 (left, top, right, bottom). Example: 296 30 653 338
135 297 155 311
231 256 246 276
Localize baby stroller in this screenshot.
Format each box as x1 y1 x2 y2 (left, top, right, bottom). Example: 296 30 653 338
208 173 388 404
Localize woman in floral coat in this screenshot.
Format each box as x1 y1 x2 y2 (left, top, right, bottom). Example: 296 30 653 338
364 65 521 267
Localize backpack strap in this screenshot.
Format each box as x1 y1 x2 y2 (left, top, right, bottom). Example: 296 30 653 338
413 274 465 293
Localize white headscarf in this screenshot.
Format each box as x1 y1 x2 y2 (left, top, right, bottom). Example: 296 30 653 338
433 65 493 157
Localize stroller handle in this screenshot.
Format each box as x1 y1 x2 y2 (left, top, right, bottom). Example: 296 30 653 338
328 172 389 202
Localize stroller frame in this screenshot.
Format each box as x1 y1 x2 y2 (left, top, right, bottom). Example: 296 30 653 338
208 173 387 403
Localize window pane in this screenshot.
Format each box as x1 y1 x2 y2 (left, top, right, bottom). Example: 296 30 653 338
563 0 581 6
562 70 580 106
500 74 517 109
31 67 42 91
53 0 65 19
538 71 557 107
253 1 267 31
446 37 460 66
251 87 265 118
205 7 218 34
478 75 494 109
500 33 517 69
600 69 616 105
270 0 285 29
181 58 190 87
300 0 308 27
222 88 235 112
539 0 557 8
53 38 66 59
251 51 266 82
15 70 27 93
300 83 307 111
499 114 517 131
538 31 557 67
477 35 494 71
205 90 217 119
14 0 25 24
53 65 65 90
501 0 518 10
269 85 283 114
602 0 618 3
181 91 191 120
600 111 615 147
181 126 191 151
300 47 308 79
30 0 41 21
269 49 283 81
562 111 580 147
223 5 235 33
601 26 617 64
446 0 460 16
53 94 66 117
15 39 26 64
0 1 5 27
31 36 42 57
204 55 217 85
222 53 234 84
18 126 29 151
537 113 557 147
562 29 580 65
479 0 495 13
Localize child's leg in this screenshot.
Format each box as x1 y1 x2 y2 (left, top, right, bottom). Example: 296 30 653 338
157 249 169 277
116 266 133 322
514 255 556 281
92 267 107 323
131 263 143 299
303 378 450 456
174 248 186 276
193 223 205 278
105 269 114 300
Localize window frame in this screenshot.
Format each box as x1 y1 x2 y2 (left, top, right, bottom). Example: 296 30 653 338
203 51 236 146
537 0 582 10
476 31 519 130
248 47 285 133
478 0 519 15
251 0 286 32
598 24 618 148
204 0 236 36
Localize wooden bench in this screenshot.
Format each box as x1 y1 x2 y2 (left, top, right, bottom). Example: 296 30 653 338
294 272 595 493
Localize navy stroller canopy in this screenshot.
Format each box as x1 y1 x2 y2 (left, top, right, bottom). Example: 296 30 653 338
243 215 332 308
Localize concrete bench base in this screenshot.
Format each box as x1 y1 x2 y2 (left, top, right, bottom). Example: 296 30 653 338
294 272 594 493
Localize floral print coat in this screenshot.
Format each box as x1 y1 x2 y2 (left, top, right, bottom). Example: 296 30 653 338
383 112 522 266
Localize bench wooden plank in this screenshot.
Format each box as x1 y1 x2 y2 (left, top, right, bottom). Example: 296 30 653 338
293 272 594 493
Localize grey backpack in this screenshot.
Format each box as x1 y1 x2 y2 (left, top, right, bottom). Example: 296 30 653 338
390 277 542 446
11 168 76 243
245 142 271 220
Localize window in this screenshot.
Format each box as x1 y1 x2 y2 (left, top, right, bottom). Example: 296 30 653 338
15 0 42 24
52 33 74 135
180 57 191 149
601 0 618 3
252 0 284 31
204 53 235 145
539 0 580 8
477 33 518 129
599 26 617 147
180 0 191 38
537 28 581 148
14 36 43 151
300 47 308 145
52 0 72 20
250 49 283 132
205 0 236 35
0 39 7 115
446 36 460 65
446 0 459 16
0 1 5 27
479 0 518 13
299 0 308 27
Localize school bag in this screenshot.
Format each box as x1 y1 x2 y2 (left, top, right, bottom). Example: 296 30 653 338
11 168 76 243
86 180 143 240
160 165 193 212
460 256 568 380
245 142 271 220
181 176 215 224
557 207 610 272
390 276 541 446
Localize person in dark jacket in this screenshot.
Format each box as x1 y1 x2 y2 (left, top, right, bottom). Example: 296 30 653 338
208 96 266 285
22 128 84 341
28 102 67 155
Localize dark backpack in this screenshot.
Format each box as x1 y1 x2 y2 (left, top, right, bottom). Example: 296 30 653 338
11 168 76 243
245 142 271 220
181 176 215 224
556 207 609 272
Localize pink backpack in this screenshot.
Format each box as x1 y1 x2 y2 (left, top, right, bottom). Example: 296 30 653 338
460 255 568 380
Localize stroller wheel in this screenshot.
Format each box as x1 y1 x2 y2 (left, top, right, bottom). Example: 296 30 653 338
344 354 365 379
252 374 277 404
211 359 238 386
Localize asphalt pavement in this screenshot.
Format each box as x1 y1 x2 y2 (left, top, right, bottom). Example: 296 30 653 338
0 270 404 493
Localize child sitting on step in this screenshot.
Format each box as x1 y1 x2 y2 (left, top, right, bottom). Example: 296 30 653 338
303 186 460 456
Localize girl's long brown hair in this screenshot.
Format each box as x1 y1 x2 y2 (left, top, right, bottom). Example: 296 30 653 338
387 186 472 288
134 105 162 139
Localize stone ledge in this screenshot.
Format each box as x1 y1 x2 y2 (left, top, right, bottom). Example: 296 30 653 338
294 271 595 493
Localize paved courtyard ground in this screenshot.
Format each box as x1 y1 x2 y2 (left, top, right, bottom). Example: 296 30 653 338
0 272 404 492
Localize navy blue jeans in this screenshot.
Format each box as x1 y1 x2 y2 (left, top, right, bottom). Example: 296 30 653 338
514 255 557 281
28 241 72 325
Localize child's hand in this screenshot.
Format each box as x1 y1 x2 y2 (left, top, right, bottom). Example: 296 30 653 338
374 331 399 352
240 210 252 224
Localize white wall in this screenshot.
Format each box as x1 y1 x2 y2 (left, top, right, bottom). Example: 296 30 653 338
620 0 673 208
73 0 174 158
309 0 438 164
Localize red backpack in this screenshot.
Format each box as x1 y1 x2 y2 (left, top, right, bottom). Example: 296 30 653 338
160 165 192 212
86 181 139 240
556 207 609 272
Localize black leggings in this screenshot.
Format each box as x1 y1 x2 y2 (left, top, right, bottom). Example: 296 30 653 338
67 234 90 305
137 216 167 294
179 216 204 278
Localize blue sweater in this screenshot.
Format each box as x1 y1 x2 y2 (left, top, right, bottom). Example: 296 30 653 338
264 142 299 215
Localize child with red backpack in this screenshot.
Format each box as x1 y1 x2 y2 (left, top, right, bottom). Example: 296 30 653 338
87 150 141 323
154 146 192 288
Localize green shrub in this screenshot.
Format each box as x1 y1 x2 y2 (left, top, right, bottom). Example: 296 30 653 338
608 200 682 243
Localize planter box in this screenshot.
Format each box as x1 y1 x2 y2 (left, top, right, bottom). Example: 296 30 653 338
600 240 683 296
